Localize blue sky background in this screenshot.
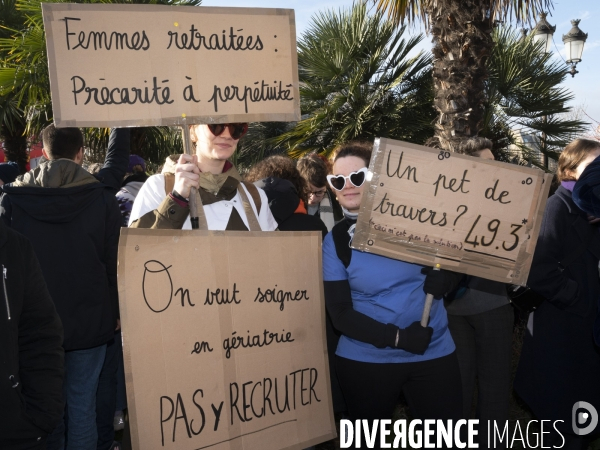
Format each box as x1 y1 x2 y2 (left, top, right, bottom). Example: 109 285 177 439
201 0 600 133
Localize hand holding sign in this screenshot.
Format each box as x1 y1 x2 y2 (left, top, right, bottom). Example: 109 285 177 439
173 154 200 199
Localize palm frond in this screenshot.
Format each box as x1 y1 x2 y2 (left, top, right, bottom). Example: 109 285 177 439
275 3 435 158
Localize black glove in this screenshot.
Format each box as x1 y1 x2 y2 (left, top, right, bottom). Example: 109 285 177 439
421 267 463 299
396 321 433 355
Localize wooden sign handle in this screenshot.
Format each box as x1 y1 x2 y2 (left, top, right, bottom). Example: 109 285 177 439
180 124 208 230
420 264 441 327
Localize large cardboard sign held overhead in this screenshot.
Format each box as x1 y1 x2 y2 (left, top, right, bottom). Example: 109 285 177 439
117 230 335 450
42 4 300 127
352 138 552 285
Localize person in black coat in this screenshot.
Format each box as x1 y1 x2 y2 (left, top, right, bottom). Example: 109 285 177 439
514 138 600 450
0 220 64 450
572 150 600 347
254 176 328 239
0 124 129 450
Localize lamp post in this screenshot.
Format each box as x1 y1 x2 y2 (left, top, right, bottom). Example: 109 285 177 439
532 12 556 169
532 12 556 53
562 19 588 77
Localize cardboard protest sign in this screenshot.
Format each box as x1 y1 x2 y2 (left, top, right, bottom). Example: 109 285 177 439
117 230 335 450
352 138 553 285
42 4 300 127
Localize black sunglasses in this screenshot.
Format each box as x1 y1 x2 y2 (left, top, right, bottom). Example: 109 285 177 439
207 123 249 140
327 167 368 191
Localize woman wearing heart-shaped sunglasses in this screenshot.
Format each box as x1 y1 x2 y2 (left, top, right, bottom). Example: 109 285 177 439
323 142 463 449
129 124 277 231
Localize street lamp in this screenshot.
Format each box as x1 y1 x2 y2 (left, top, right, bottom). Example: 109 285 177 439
532 12 556 53
562 19 588 77
531 12 555 169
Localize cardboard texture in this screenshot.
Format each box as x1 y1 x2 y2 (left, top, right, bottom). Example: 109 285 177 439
117 230 336 450
352 138 553 285
42 4 300 127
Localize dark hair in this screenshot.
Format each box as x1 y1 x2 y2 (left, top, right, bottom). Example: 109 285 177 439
457 136 493 155
557 138 600 182
297 152 330 187
332 141 373 167
245 155 309 204
42 124 84 161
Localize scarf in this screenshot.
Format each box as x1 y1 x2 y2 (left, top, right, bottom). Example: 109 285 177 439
197 165 242 197
561 180 576 192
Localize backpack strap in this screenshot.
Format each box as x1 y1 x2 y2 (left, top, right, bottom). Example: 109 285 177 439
331 219 353 268
164 173 175 196
241 181 262 215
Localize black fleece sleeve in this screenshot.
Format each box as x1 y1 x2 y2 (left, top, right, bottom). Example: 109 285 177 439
95 128 131 193
324 280 399 348
18 236 65 434
105 195 122 322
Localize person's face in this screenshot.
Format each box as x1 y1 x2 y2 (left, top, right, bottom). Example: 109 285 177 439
330 156 367 213
307 183 327 205
192 124 239 163
472 148 495 160
573 149 600 180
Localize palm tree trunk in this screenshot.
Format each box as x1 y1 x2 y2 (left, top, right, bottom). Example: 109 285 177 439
427 0 494 151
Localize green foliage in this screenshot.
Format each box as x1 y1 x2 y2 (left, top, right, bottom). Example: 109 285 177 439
83 126 183 170
483 27 587 166
232 122 294 173
273 2 435 158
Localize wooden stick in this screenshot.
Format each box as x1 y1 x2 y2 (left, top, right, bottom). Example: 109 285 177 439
421 263 441 327
180 124 199 229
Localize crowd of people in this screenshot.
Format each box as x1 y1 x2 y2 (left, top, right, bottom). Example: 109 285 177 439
0 123 599 450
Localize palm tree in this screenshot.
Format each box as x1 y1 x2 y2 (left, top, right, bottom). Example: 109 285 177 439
482 27 587 166
374 0 553 151
232 122 294 173
0 0 201 169
0 0 29 172
273 2 435 158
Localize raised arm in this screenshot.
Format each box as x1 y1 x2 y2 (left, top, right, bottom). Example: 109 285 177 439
95 128 131 192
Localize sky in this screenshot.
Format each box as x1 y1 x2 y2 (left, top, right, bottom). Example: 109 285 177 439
201 0 600 133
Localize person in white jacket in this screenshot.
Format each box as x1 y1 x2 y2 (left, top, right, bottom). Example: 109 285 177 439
129 123 276 231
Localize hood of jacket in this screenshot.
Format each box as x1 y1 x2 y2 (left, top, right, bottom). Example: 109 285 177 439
254 177 300 224
2 159 107 224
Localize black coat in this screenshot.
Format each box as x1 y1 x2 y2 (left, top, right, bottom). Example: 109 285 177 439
0 221 64 449
0 129 128 351
514 186 600 430
256 177 328 239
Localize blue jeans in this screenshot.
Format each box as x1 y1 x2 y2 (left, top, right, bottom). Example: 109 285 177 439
96 333 120 450
47 344 107 450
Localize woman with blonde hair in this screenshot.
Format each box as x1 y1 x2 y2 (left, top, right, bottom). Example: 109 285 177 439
129 123 277 231
515 138 600 449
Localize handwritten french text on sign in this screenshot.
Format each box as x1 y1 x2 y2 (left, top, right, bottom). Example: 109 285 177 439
117 230 335 450
352 138 552 285
42 4 300 127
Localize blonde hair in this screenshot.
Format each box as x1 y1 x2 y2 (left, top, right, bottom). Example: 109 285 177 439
557 138 600 182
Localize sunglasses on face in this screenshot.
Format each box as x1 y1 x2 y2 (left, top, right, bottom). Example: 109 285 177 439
327 167 368 191
207 123 249 140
